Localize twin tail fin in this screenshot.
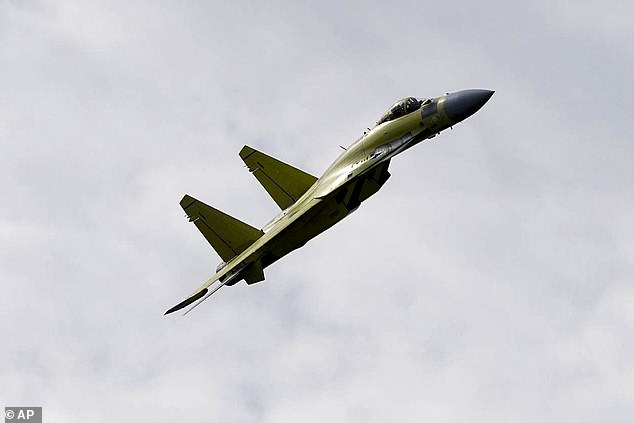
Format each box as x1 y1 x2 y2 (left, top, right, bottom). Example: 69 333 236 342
239 145 317 210
180 195 263 263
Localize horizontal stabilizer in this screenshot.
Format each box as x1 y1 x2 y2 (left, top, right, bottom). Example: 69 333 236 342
181 195 263 262
164 264 247 315
240 145 317 209
164 288 208 315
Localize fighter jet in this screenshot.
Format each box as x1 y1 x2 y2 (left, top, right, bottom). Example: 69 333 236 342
165 89 494 315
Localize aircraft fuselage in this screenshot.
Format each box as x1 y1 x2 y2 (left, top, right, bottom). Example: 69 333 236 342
165 89 493 315
252 90 494 272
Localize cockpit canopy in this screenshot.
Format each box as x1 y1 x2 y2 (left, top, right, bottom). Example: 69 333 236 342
376 97 425 126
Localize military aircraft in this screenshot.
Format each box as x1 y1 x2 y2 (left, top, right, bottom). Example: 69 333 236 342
165 89 494 315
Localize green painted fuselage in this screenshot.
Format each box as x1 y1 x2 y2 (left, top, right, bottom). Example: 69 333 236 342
253 93 456 271
165 89 493 315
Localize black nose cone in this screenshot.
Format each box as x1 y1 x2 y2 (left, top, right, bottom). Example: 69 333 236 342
443 89 494 123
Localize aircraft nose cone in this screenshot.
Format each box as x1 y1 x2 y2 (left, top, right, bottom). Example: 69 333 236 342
443 89 494 123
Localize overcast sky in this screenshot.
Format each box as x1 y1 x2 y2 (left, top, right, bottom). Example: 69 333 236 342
1 1 633 421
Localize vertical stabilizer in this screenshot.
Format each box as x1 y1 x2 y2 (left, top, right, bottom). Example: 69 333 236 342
180 195 263 262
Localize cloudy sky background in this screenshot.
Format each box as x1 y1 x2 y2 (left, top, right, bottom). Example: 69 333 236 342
1 1 633 421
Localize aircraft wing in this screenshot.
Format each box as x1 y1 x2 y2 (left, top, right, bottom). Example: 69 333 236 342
239 145 317 209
